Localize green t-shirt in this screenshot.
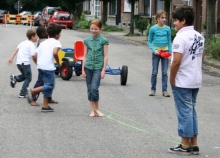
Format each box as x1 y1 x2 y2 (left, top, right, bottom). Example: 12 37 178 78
84 34 109 70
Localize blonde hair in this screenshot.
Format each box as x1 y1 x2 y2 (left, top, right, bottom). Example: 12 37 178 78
155 10 167 24
90 19 102 29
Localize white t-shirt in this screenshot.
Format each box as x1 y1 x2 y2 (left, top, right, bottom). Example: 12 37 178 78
171 26 205 88
16 40 36 65
36 38 62 70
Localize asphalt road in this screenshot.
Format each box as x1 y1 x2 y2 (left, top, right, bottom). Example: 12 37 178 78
0 24 220 158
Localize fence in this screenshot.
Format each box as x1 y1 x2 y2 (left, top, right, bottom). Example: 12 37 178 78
2 14 34 26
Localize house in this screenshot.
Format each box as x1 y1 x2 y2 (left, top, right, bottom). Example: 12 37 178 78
82 0 118 25
81 0 220 33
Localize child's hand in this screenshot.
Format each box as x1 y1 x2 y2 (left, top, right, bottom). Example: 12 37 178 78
7 59 13 66
82 70 86 78
100 70 105 79
168 56 171 61
57 63 61 68
154 50 160 55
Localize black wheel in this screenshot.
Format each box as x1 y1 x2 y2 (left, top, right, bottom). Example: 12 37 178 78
120 65 128 85
60 61 72 80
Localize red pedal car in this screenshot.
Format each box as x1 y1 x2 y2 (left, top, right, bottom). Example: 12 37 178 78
48 10 73 29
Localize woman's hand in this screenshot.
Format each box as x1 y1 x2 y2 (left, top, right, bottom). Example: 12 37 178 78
100 70 105 79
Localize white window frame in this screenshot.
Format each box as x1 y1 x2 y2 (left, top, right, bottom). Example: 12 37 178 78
182 0 191 6
94 0 100 16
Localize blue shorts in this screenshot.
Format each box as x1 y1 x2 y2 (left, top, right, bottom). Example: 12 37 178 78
171 86 199 138
38 69 55 98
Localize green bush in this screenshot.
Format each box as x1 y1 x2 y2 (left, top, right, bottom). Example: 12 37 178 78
205 35 220 60
171 28 178 41
136 19 148 35
78 12 91 29
145 23 154 39
102 25 124 32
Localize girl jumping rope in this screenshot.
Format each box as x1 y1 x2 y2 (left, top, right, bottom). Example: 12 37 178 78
82 19 109 117
147 10 172 97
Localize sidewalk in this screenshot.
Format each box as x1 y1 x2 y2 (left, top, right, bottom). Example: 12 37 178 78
106 28 220 77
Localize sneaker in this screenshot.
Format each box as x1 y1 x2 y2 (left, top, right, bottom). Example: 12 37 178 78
26 87 33 103
149 90 156 96
168 144 191 155
163 91 170 97
19 94 27 98
41 106 54 112
10 75 16 88
191 146 199 155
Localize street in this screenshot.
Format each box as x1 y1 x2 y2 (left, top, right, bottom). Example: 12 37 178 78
0 24 220 158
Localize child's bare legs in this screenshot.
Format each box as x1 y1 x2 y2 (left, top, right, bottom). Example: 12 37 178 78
43 97 49 109
94 101 103 117
89 101 95 117
190 135 198 146
30 87 43 106
181 137 190 148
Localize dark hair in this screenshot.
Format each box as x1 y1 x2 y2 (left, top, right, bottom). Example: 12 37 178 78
172 5 194 26
47 23 62 38
36 26 47 39
26 29 36 40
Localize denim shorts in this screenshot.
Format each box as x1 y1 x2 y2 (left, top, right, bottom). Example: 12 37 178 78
85 68 101 101
38 69 55 98
171 86 199 138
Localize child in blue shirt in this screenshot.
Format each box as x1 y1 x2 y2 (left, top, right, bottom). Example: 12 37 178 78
147 10 172 97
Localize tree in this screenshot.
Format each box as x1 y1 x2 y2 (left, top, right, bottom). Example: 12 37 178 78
206 0 217 39
127 0 139 34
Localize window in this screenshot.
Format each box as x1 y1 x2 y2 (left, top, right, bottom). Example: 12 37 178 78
124 0 131 12
182 0 191 6
144 0 150 16
156 0 163 11
84 0 90 11
109 0 117 16
94 0 100 16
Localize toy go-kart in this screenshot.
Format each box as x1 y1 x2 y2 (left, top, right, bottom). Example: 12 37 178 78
54 40 128 85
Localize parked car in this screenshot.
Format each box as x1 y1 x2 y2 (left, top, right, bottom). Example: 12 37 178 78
40 6 62 26
0 9 8 23
48 10 73 29
19 11 32 15
33 11 41 26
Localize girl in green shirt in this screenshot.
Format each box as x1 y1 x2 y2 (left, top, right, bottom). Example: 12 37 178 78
82 19 109 117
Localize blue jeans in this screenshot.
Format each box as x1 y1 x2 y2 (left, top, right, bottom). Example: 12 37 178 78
32 72 53 101
16 64 32 95
151 53 169 92
172 86 199 138
38 69 55 98
85 68 101 101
